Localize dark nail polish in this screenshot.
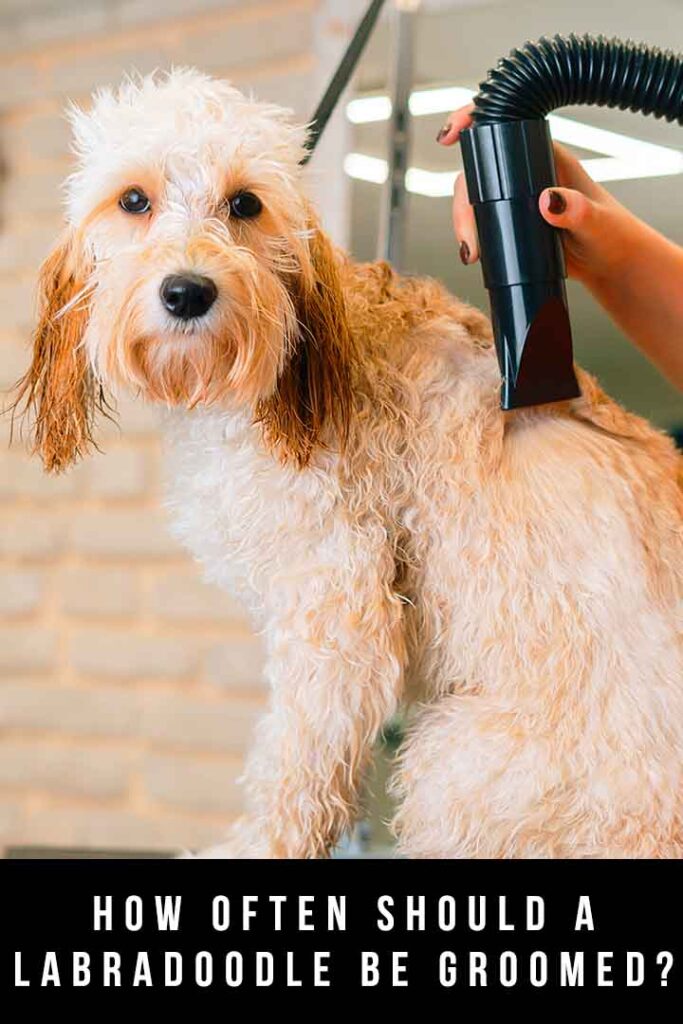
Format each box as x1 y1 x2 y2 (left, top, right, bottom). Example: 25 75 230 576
436 123 451 143
459 240 470 265
547 189 566 215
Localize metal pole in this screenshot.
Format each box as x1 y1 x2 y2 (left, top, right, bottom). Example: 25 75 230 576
377 1 419 268
304 0 387 164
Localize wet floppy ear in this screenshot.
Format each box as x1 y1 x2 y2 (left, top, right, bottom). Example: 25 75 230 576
12 229 101 474
258 218 356 467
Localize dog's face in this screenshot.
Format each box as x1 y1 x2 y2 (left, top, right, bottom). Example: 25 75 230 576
16 69 354 472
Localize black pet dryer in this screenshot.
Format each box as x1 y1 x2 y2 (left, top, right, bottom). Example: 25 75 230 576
460 34 683 409
306 10 683 409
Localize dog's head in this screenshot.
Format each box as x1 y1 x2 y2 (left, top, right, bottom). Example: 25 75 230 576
15 69 355 472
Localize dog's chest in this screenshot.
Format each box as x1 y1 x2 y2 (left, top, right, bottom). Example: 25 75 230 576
162 404 492 695
163 409 346 614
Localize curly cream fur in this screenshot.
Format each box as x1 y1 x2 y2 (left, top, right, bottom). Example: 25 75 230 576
19 69 683 858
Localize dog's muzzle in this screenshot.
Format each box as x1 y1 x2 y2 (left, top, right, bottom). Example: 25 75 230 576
160 273 217 320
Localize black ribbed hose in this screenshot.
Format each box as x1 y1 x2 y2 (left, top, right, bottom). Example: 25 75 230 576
472 34 683 125
459 34 683 410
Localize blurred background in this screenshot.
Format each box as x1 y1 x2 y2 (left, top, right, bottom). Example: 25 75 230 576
0 0 681 856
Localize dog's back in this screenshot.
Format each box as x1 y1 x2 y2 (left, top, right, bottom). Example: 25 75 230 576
339 259 683 857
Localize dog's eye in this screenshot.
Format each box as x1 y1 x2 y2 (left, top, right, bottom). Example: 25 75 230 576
119 187 151 215
229 191 263 220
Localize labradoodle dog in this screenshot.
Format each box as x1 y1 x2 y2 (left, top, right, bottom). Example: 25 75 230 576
14 70 683 858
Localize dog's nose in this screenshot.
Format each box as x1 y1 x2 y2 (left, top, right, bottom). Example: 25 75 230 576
160 274 217 320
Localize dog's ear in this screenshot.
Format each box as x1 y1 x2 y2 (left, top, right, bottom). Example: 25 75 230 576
258 220 357 467
12 229 101 474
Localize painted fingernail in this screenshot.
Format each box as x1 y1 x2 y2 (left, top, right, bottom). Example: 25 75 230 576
436 123 451 143
547 189 567 215
459 240 470 265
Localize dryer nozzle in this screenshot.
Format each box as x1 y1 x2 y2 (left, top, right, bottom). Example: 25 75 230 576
492 286 579 410
460 118 580 410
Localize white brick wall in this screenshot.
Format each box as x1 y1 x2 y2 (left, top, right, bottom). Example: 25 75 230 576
0 627 57 673
0 0 354 854
0 570 45 616
60 568 140 617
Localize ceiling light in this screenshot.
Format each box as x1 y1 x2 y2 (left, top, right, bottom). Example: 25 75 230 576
346 86 683 185
345 151 683 196
343 153 389 184
346 95 393 124
346 86 475 123
409 86 476 117
405 167 461 197
547 113 681 163
345 154 458 196
581 156 683 182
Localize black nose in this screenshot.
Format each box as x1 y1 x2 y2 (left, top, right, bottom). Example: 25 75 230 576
160 274 217 320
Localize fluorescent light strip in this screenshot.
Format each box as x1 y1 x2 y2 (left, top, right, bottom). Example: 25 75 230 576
347 86 476 123
346 87 683 184
408 85 476 117
547 113 681 164
405 167 461 197
344 154 459 196
580 157 683 182
347 95 393 124
343 153 389 184
346 154 682 196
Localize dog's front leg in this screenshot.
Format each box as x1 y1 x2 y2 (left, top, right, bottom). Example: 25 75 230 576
225 537 405 859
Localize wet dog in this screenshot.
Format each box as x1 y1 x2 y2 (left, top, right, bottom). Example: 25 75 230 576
15 70 683 857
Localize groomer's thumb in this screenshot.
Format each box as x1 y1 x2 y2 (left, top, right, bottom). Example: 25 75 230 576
539 187 596 235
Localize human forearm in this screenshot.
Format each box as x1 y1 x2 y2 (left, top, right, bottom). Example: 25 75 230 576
439 113 683 392
582 215 683 391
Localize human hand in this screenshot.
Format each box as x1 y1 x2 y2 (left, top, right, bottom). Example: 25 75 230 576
438 105 637 287
437 106 683 390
